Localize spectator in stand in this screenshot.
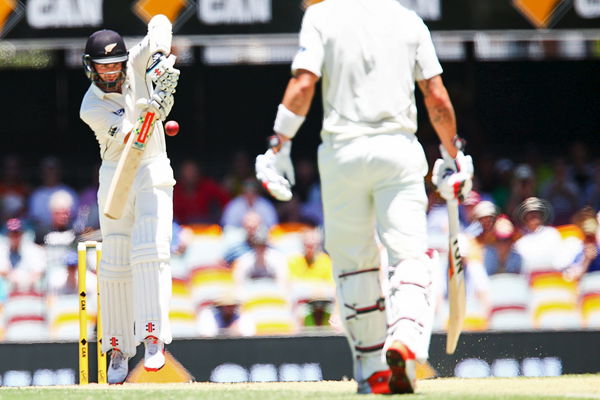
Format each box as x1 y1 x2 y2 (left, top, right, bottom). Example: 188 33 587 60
28 156 78 229
505 164 537 219
471 200 498 244
563 207 600 281
513 197 564 275
541 157 580 226
460 190 482 237
35 190 77 274
232 225 289 290
0 218 46 294
223 151 254 197
196 292 241 337
0 155 30 222
221 179 278 230
173 159 230 225
288 229 335 298
484 215 522 275
222 210 263 267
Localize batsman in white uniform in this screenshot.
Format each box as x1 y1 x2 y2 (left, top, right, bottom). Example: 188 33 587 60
79 15 180 384
256 0 473 394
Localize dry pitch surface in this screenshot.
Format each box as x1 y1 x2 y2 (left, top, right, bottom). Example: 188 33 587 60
1 375 599 399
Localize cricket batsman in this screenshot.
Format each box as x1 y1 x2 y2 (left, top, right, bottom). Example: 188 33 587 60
79 15 179 384
255 0 473 394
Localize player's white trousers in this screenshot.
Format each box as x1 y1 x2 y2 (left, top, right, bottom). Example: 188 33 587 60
97 154 175 357
318 132 433 378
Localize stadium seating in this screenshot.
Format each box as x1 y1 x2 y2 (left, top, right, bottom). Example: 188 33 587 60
530 272 581 329
488 273 531 330
579 271 600 328
3 290 49 341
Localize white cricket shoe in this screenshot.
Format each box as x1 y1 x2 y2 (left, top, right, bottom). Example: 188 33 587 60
107 349 129 385
144 336 166 371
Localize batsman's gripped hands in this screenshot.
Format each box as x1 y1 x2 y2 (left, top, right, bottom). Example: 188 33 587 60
432 147 474 203
255 140 295 201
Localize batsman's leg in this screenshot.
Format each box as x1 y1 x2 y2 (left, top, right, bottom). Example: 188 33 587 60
318 141 389 394
131 160 175 371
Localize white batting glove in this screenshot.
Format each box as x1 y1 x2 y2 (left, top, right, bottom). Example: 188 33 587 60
255 140 295 201
148 89 174 121
147 54 180 94
431 150 474 203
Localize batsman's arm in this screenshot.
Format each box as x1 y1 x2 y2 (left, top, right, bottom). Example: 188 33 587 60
417 75 458 158
272 70 319 147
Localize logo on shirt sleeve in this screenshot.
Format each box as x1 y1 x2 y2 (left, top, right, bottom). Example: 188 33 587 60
112 108 124 116
108 125 118 136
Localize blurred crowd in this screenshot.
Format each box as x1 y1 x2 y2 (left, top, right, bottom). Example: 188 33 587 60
2 140 600 341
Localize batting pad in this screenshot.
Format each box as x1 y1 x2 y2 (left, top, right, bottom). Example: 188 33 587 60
133 261 172 344
336 268 388 381
99 235 136 357
385 252 437 362
131 214 171 265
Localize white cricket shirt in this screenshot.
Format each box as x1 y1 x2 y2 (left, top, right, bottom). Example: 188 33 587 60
292 0 443 139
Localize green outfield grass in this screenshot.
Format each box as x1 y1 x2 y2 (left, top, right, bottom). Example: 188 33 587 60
1 375 599 400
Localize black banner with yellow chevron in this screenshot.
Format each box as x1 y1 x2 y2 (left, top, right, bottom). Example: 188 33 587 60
1 0 599 40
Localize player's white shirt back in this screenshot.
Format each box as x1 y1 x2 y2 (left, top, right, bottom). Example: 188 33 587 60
80 23 170 163
292 0 443 139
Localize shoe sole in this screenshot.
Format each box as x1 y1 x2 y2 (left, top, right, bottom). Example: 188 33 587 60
385 347 415 394
144 364 165 372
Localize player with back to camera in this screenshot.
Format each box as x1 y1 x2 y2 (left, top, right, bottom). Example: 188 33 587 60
255 0 473 394
79 14 180 384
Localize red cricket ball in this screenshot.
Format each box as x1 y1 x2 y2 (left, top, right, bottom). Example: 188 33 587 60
165 120 179 136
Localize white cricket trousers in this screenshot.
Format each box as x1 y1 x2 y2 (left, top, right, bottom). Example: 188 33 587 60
318 132 431 379
97 154 175 357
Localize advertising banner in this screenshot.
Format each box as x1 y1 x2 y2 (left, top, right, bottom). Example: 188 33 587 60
0 331 598 386
1 0 599 40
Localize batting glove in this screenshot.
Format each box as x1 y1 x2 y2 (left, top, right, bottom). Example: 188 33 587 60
431 150 474 203
148 89 174 121
255 140 295 201
147 54 180 94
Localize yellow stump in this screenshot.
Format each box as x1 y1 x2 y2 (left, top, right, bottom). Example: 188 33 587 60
95 243 107 384
77 242 88 385
78 240 107 385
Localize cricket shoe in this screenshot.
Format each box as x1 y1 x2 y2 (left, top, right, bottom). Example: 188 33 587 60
385 341 417 394
357 370 392 394
107 349 129 385
144 336 166 371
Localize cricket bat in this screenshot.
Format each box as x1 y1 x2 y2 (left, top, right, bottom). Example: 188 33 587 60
440 143 467 355
103 109 157 219
445 197 465 354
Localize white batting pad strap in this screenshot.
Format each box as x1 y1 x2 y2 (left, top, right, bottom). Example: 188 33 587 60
133 262 172 344
336 267 387 381
100 279 136 357
147 14 172 56
384 252 437 362
273 104 305 139
131 216 171 264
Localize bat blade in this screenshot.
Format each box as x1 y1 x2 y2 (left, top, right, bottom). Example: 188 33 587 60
103 110 156 220
445 198 466 354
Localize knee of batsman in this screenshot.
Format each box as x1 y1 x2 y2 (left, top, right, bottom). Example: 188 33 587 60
337 268 385 319
131 217 171 264
387 255 435 288
100 234 131 268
